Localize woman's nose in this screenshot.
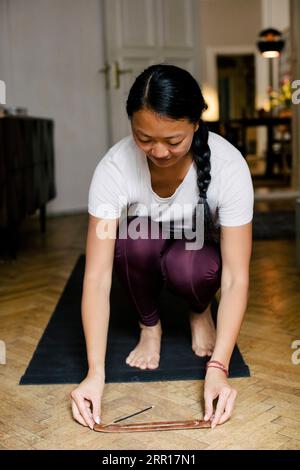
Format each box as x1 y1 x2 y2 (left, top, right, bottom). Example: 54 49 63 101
151 143 169 158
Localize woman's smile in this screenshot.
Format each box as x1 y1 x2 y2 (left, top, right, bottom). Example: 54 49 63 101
151 155 172 163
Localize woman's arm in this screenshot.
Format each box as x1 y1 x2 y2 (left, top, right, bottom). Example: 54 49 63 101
204 221 252 427
211 221 252 367
82 214 118 374
70 215 118 428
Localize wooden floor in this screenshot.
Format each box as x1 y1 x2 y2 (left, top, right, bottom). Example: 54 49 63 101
0 208 300 450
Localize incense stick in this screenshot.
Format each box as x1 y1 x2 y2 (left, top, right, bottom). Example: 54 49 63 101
101 405 155 428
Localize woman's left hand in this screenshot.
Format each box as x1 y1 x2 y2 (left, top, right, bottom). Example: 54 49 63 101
203 367 237 428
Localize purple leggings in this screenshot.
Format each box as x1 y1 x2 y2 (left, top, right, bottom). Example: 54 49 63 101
113 216 222 326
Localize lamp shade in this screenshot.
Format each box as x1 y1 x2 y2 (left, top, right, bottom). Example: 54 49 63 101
257 28 285 58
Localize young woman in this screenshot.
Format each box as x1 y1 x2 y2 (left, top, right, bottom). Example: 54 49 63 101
70 64 253 430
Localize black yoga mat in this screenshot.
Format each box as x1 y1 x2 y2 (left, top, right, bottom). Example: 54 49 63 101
20 255 250 385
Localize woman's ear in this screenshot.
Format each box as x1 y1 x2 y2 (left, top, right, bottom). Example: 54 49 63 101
194 123 199 133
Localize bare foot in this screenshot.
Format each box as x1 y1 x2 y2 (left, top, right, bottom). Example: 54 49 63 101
125 320 162 370
189 304 216 357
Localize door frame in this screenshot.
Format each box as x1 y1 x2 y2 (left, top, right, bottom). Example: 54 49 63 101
205 45 269 163
205 45 261 119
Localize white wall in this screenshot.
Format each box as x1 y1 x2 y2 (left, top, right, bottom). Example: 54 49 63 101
0 0 108 215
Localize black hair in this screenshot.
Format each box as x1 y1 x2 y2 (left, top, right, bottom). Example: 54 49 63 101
126 63 220 244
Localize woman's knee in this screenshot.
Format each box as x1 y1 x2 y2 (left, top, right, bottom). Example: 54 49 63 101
162 241 222 292
115 216 163 265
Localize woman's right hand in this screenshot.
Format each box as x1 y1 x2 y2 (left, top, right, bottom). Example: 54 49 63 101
70 371 105 429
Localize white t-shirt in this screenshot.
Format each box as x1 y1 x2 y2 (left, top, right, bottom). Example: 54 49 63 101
88 131 254 230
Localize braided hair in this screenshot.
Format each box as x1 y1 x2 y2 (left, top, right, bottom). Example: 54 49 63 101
126 64 220 244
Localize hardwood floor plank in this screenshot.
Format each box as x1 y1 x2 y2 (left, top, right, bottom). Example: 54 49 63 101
0 212 299 449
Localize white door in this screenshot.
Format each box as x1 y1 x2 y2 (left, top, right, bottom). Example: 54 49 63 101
103 0 201 145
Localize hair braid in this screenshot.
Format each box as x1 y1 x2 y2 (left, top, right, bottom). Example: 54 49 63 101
192 120 220 243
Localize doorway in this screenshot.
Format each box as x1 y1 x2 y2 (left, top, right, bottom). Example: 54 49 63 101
217 54 255 120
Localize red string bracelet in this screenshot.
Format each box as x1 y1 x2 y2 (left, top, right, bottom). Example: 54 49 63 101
206 360 229 377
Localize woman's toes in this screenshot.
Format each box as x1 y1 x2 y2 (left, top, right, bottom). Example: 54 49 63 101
134 357 143 368
135 357 144 367
126 352 133 362
195 348 208 357
126 354 136 366
139 361 147 369
148 359 159 369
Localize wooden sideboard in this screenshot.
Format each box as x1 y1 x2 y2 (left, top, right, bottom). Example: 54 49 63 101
0 116 56 258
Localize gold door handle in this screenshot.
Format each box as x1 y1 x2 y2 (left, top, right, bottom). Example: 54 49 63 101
113 61 133 89
98 62 111 89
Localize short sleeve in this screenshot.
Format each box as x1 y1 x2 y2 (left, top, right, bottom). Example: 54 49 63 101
88 152 128 219
218 153 254 227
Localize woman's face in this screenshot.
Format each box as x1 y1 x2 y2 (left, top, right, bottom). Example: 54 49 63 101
131 108 199 169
